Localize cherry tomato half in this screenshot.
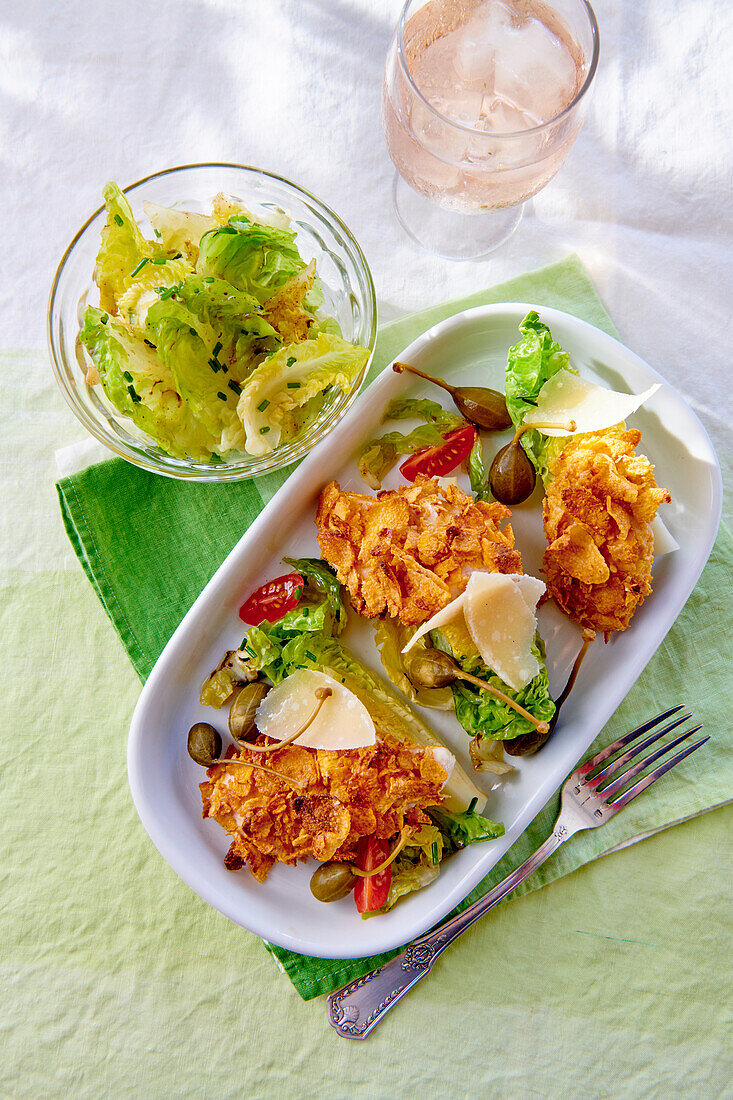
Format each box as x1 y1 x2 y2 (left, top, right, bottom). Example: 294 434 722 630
238 572 305 625
399 424 478 482
353 836 392 914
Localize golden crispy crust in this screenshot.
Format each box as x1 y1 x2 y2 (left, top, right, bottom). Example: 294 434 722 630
316 474 521 624
200 737 447 883
542 428 671 634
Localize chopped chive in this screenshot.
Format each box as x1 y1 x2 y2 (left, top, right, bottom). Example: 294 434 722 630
173 252 182 259
228 379 242 395
144 338 155 349
189 327 197 337
519 395 538 406
467 797 477 814
204 277 214 284
127 385 141 403
217 391 227 401
431 841 438 865
286 356 296 367
208 358 220 373
123 370 133 382
212 341 222 357
257 399 270 412
305 650 316 662
130 258 148 277
113 213 124 226
294 588 303 599
259 426 270 435
243 643 256 657
151 257 168 265
100 314 108 324
286 382 301 390
302 607 309 616
154 229 162 238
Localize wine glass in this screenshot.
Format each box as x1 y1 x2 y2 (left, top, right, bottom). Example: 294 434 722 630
382 0 600 259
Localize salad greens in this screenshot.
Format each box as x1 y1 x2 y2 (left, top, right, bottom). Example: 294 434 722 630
357 396 463 488
505 310 578 485
431 625 556 742
80 182 368 462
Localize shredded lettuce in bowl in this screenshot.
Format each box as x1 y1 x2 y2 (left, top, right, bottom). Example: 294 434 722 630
79 182 369 463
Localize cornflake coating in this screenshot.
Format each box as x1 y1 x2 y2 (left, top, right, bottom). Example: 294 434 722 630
200 737 448 882
542 428 671 635
316 474 521 624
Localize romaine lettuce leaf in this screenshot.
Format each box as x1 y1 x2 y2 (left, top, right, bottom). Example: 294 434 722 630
171 275 280 382
95 182 165 314
373 618 454 710
144 297 244 442
116 257 193 329
468 435 490 500
357 397 463 489
505 311 577 485
196 217 305 303
282 557 347 635
428 805 505 849
236 332 368 455
142 201 216 262
79 306 216 461
433 628 555 741
262 261 318 345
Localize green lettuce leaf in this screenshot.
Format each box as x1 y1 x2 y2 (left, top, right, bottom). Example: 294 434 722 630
116 256 193 329
428 806 505 849
468 435 490 500
373 618 454 710
95 182 165 313
79 306 216 461
236 332 369 455
144 297 244 443
433 628 555 741
142 200 216 262
357 397 463 489
282 557 347 635
505 311 577 485
195 216 305 303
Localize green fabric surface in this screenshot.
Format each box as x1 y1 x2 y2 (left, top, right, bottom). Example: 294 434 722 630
54 255 733 1003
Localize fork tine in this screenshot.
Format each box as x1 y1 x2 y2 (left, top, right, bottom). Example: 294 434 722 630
577 705 685 778
598 724 703 798
586 712 693 787
609 735 710 811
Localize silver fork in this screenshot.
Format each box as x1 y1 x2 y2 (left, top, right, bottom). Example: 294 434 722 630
327 706 707 1039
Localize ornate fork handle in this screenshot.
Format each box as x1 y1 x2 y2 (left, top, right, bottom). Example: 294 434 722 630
328 826 569 1039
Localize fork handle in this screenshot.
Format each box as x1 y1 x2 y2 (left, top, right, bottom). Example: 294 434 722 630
327 828 567 1039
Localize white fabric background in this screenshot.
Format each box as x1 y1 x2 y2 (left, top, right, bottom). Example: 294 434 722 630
1 0 731 503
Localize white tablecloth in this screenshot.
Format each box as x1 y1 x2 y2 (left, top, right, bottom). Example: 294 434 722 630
2 0 731 500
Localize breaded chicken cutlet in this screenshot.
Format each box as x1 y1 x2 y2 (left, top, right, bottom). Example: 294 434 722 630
316 474 521 625
542 427 671 635
200 736 448 882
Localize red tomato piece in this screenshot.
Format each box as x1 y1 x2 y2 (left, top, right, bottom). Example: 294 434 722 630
353 836 392 914
238 572 305 625
399 424 478 482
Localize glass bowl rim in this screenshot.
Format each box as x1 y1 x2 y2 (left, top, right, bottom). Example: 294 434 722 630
47 161 378 482
396 0 600 140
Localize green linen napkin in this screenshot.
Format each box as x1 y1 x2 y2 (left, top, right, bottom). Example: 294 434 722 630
56 255 733 1000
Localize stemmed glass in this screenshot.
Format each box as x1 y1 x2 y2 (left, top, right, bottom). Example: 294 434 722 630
382 0 600 259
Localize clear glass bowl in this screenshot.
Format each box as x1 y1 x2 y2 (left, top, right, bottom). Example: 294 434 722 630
48 163 378 481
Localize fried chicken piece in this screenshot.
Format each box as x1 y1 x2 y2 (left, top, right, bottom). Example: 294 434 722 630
542 428 671 635
200 736 448 882
316 474 521 624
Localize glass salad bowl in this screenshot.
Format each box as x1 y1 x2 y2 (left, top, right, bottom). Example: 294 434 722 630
48 163 377 481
